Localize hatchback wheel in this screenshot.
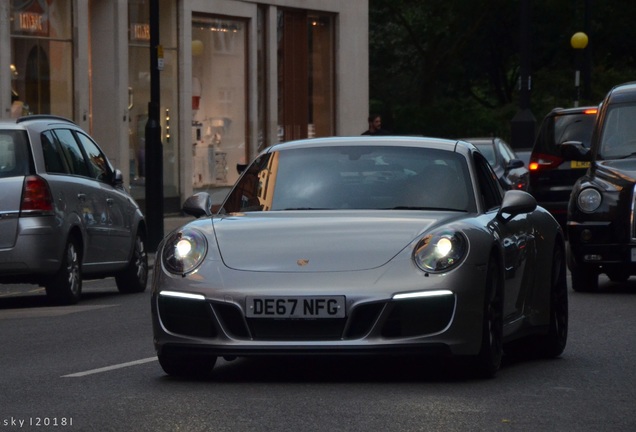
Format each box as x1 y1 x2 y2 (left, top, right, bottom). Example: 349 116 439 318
115 231 148 293
45 238 82 305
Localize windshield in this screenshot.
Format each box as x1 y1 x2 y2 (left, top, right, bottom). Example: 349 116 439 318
599 103 636 159
223 145 475 213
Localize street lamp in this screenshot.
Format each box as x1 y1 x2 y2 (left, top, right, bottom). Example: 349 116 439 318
571 31 589 107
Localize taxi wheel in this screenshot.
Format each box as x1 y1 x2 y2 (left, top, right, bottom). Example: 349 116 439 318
570 264 599 292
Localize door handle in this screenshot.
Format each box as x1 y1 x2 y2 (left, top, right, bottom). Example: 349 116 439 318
77 193 86 202
106 198 114 206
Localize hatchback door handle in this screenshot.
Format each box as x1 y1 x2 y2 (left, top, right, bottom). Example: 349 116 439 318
77 193 86 202
106 198 114 206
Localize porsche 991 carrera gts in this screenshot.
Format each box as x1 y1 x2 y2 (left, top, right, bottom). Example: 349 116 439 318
151 136 568 378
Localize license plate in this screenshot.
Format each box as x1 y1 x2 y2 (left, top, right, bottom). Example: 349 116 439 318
631 248 636 262
246 296 346 318
570 160 590 169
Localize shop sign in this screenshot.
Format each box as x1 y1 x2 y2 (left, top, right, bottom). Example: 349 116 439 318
131 23 150 41
13 11 49 36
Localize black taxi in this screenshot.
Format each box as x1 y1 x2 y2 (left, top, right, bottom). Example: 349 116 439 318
567 81 636 291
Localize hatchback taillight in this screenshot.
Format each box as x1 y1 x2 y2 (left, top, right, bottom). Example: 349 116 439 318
21 175 54 214
528 153 563 171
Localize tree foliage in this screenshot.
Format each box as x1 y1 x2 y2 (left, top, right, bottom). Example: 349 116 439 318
369 0 636 144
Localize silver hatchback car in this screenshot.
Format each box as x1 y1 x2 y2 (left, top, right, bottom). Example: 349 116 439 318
0 116 148 304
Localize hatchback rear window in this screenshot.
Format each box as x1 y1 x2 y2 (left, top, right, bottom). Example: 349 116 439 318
552 113 596 148
0 130 31 178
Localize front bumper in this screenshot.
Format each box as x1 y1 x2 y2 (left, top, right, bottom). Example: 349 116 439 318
567 221 636 268
150 258 489 358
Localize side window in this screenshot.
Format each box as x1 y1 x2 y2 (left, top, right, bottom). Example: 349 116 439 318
75 132 111 182
0 131 31 178
497 141 512 164
41 131 69 174
53 129 90 177
474 152 503 211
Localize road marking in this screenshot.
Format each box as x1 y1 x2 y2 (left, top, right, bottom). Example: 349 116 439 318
62 357 157 378
0 304 115 320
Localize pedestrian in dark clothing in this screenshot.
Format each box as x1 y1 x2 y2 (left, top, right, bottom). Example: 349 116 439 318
362 114 390 135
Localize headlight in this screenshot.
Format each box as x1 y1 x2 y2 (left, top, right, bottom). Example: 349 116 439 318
413 229 467 273
577 188 602 213
162 228 208 275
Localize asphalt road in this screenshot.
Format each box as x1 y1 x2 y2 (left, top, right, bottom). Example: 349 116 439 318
1 273 635 431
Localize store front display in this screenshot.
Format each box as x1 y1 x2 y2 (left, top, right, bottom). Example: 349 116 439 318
10 0 73 119
191 15 247 188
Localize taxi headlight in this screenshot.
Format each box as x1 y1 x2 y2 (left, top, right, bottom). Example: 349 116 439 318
577 188 602 213
413 229 467 273
162 228 207 276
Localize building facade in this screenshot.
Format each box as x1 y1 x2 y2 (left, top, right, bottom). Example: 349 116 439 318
0 0 369 212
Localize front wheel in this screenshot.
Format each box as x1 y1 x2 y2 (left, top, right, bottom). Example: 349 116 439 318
158 354 217 379
535 244 568 357
115 230 148 294
471 258 503 378
45 237 82 305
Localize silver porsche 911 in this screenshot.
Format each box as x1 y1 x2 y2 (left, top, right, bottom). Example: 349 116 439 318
151 136 568 378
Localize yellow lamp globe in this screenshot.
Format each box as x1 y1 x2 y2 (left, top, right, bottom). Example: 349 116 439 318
571 32 588 50
192 39 204 56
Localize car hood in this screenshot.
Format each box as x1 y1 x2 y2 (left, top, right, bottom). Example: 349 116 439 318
212 211 462 272
596 159 636 182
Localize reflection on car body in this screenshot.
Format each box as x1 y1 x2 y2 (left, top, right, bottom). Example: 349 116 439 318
151 136 567 379
463 137 529 191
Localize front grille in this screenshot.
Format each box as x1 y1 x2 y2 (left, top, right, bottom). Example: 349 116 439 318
381 296 455 338
631 184 636 241
213 302 250 338
247 318 346 340
158 296 217 338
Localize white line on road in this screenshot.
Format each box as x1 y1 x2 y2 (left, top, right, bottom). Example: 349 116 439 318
62 357 157 378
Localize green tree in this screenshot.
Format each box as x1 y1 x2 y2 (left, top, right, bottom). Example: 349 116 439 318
369 0 636 141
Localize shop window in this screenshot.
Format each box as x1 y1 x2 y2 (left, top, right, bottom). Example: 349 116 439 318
10 0 73 118
191 15 248 187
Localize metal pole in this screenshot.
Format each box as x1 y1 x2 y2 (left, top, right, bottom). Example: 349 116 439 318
510 0 536 150
145 0 163 252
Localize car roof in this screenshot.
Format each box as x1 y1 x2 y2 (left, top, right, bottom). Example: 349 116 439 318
0 115 77 130
267 136 469 153
546 106 598 117
605 81 636 104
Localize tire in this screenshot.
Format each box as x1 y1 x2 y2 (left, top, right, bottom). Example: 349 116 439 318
534 244 568 358
570 263 599 292
45 237 82 305
115 230 148 294
158 353 217 379
472 258 503 378
607 269 630 283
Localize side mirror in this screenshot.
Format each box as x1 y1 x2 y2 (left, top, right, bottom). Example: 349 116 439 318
505 158 525 171
497 190 537 222
113 169 124 188
182 192 213 218
560 141 591 161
